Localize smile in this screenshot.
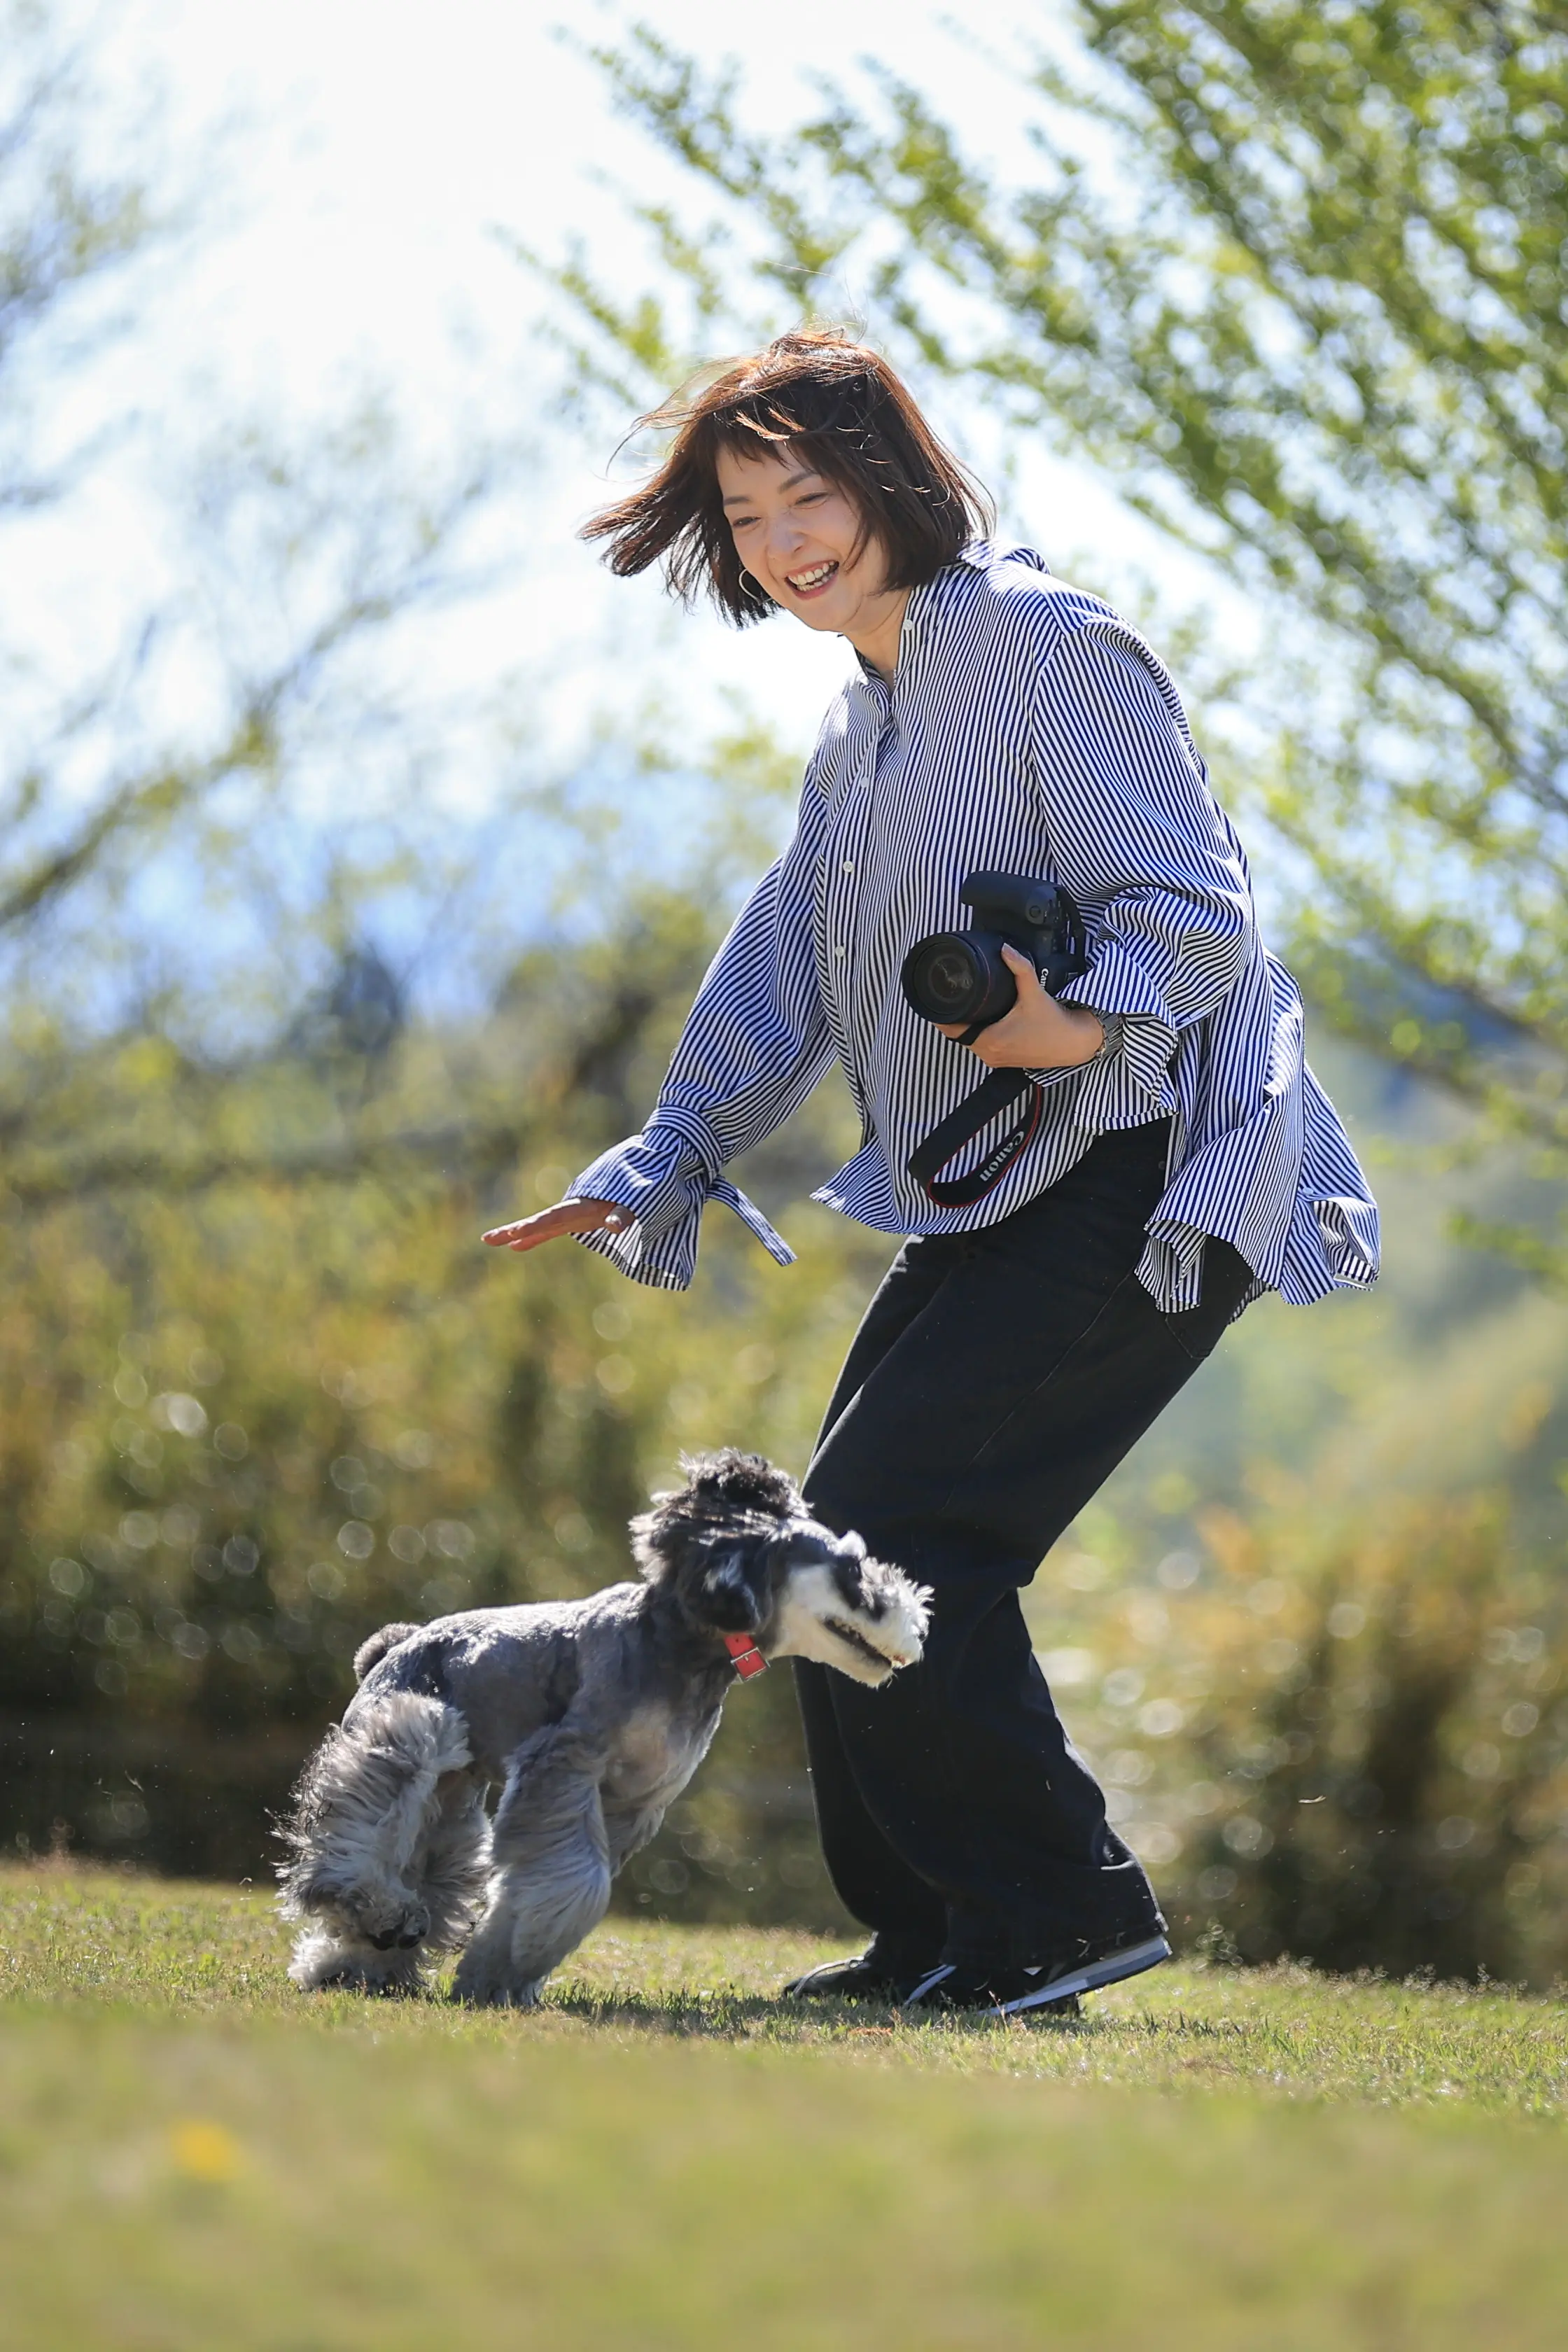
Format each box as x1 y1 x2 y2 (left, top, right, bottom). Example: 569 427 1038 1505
786 561 839 594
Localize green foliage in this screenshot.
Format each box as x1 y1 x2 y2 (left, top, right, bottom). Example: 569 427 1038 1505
560 6 1568 1272
2 744 1564 1971
7 1874 1568 2349
1028 1499 1568 1986
0 8 847 1924
8 986 1568 1977
0 900 885 1924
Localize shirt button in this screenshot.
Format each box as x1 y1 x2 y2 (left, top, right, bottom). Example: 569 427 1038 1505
834 944 846 959
841 859 854 876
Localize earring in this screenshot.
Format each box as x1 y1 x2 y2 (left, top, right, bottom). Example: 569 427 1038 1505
739 569 766 597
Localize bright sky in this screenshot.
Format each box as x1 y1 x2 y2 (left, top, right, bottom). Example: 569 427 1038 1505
7 0 1266 1054
64 0 1227 774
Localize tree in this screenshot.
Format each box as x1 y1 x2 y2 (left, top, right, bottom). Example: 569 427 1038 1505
0 4 507 1204
550 4 1568 1271
1 0 177 941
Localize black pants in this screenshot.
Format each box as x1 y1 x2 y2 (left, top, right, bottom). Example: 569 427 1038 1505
797 1118 1253 1972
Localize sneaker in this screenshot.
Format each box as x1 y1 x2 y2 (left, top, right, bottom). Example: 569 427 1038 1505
781 1950 935 2003
905 1929 1170 2018
898 1963 1083 2018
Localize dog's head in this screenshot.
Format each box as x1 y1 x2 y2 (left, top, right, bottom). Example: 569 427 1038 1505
631 1449 930 1688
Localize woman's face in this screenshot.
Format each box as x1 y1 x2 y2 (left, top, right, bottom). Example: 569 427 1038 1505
715 444 899 640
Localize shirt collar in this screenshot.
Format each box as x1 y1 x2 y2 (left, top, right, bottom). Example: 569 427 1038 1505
850 541 1007 695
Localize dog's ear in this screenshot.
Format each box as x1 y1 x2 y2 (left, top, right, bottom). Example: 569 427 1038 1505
676 1533 776 1634
629 1492 683 1580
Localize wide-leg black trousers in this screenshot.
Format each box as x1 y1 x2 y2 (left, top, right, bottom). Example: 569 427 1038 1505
797 1116 1253 1972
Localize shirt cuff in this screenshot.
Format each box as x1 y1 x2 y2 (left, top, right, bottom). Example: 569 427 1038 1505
1058 947 1177 1108
567 1121 795 1291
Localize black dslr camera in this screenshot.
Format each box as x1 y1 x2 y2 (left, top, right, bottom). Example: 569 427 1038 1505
900 872 1088 1038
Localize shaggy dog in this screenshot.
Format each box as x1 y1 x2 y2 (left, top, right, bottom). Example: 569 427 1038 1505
276 1451 929 2006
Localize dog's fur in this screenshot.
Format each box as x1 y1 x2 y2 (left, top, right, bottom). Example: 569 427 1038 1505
276 1451 929 2006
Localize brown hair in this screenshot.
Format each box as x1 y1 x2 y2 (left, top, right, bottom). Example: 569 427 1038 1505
581 330 993 626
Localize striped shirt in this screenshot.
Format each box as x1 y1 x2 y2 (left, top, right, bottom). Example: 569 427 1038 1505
570 541 1380 1316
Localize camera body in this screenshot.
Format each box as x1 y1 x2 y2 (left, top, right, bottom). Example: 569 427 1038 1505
900 872 1088 1032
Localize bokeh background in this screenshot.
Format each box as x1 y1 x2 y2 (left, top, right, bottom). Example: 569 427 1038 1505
4 0 1566 1985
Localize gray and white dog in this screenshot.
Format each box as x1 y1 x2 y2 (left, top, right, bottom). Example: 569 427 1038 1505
276 1450 929 2006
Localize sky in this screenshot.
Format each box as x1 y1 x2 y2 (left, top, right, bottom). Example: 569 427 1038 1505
4 0 1262 1030
59 0 1225 767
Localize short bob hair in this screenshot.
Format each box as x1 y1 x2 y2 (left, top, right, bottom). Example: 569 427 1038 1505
582 330 993 626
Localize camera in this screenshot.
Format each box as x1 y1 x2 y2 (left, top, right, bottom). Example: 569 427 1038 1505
900 872 1088 1035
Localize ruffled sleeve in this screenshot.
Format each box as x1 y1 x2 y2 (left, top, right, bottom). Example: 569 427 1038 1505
567 1119 797 1292
1029 620 1255 1116
566 781 836 1289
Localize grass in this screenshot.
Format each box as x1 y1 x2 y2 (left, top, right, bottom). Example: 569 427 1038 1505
3 1865 1568 2348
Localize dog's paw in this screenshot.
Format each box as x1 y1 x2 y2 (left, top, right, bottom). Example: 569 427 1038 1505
365 1900 431 1952
289 1926 427 1995
449 1982 542 2010
449 1964 544 2010
319 1963 427 1998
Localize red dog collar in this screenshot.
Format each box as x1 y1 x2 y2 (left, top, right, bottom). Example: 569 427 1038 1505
722 1631 769 1680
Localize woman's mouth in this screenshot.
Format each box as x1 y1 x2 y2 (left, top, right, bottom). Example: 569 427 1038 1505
785 560 839 598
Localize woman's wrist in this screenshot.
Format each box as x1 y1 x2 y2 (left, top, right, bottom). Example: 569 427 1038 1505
1052 1003 1105 1066
981 997 1103 1070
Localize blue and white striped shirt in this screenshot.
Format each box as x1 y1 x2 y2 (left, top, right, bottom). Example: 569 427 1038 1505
570 542 1379 1316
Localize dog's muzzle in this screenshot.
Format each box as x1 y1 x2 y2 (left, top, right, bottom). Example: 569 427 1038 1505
823 1616 904 1674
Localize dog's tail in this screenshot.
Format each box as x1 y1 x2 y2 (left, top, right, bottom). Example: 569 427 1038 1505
276 1692 484 1987
353 1622 421 1681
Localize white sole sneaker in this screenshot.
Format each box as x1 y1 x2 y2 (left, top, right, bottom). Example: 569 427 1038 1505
997 1933 1172 2015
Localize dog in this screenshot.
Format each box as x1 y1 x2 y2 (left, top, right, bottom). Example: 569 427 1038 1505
276 1450 930 2006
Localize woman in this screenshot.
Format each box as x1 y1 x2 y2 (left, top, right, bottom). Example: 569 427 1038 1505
484 332 1379 2015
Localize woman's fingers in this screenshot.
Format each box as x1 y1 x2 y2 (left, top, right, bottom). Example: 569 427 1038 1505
936 947 1101 1070
934 946 1048 1049
981 950 1102 1068
999 940 1047 993
482 1198 634 1253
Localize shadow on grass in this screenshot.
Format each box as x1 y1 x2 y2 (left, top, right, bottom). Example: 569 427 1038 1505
536 1984 1249 2047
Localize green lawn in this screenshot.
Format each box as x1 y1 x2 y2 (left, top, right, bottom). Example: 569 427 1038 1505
4 1866 1567 2348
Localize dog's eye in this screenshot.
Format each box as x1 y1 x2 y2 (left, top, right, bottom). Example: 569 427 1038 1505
830 1556 876 1612
706 1545 764 1595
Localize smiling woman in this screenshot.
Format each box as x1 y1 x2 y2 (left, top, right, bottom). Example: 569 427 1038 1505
580 332 990 651
720 448 911 676
484 328 1379 2022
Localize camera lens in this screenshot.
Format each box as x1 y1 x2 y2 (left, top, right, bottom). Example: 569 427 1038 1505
923 945 981 1012
902 935 985 1021
901 929 1020 1030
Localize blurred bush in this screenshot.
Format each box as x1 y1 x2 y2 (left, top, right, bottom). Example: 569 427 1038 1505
0 905 883 1933
8 983 1568 1981
5 853 1567 1977
1026 1502 1568 1988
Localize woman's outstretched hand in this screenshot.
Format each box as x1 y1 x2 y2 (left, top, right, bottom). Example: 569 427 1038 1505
937 943 1104 1070
482 1198 634 1254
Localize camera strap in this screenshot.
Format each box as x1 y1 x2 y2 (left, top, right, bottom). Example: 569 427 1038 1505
907 1068 1042 1207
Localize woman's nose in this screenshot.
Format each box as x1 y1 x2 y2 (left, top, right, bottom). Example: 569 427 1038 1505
765 517 806 566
